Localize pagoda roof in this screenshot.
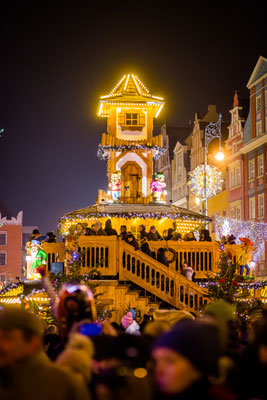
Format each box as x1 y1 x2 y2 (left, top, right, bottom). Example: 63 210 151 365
59 203 211 224
98 74 165 118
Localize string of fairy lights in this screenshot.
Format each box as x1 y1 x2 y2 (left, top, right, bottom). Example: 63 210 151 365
97 144 166 161
58 213 210 235
216 216 267 261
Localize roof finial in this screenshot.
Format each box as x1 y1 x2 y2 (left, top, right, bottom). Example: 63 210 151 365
233 90 239 108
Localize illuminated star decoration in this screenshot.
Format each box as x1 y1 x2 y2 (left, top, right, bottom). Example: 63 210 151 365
188 164 223 198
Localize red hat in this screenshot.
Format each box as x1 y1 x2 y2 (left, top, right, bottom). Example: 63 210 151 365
239 237 254 246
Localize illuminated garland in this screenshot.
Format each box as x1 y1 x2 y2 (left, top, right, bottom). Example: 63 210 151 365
188 164 223 198
97 144 165 160
58 212 210 233
0 281 23 296
216 216 267 262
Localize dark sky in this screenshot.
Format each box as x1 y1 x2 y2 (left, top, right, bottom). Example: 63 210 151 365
0 1 266 234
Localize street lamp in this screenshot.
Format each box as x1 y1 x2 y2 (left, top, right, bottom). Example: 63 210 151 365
203 114 224 220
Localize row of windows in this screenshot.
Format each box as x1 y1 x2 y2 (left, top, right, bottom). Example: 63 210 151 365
248 155 265 180
249 194 265 220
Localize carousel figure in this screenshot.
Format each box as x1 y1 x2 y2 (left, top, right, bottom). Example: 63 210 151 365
109 171 121 202
26 239 47 280
237 237 256 276
150 172 166 202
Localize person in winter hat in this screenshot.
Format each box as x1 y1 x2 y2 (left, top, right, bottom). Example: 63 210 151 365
121 312 140 335
152 319 221 398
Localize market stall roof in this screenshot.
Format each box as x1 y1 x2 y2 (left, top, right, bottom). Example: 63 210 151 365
59 203 211 231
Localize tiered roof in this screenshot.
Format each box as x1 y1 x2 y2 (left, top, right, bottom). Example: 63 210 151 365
98 74 165 117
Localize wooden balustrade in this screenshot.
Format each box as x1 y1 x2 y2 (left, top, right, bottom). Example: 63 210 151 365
42 238 242 311
147 241 217 279
42 242 65 271
118 241 208 312
77 236 118 276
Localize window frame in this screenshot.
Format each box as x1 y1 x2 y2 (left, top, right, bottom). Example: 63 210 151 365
249 159 255 180
256 120 262 137
0 232 7 246
256 95 262 113
0 251 7 266
258 154 264 177
125 113 139 126
258 193 264 217
249 197 256 220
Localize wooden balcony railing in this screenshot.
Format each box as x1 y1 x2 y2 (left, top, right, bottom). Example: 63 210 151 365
42 238 242 310
118 241 208 312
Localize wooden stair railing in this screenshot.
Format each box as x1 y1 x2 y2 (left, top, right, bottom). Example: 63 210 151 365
118 241 208 312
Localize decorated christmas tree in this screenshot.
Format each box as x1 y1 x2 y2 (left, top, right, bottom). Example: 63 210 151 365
205 242 265 324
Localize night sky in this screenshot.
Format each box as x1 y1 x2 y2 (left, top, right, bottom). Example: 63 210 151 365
0 1 266 234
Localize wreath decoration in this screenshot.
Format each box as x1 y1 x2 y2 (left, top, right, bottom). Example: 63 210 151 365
163 247 177 263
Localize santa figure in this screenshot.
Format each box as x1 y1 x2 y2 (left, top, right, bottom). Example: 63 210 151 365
237 237 255 276
26 239 47 280
109 171 121 201
150 172 166 202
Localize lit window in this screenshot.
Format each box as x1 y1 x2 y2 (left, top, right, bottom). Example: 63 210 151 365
236 206 241 220
125 113 138 126
256 96 262 113
0 252 6 266
256 121 262 137
229 165 241 188
249 159 255 180
249 197 255 220
258 155 264 176
230 207 236 219
0 233 7 246
258 194 264 217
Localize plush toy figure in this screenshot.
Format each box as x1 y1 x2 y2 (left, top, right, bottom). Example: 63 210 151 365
109 171 121 201
150 172 166 202
237 237 255 276
26 239 47 280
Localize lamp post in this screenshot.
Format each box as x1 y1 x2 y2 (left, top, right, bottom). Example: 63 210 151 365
203 114 224 220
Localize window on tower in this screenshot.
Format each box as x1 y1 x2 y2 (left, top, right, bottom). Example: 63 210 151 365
125 113 138 126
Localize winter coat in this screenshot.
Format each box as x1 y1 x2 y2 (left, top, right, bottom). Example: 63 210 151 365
0 351 90 400
147 231 162 241
141 242 152 257
94 229 107 236
119 231 128 241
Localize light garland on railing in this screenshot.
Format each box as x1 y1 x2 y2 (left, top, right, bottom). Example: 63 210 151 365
97 144 165 160
188 164 223 198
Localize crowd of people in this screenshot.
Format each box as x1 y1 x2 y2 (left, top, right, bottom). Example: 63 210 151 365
0 293 266 400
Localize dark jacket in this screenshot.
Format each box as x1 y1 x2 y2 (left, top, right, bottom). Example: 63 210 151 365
119 231 128 241
95 228 107 236
104 220 118 236
125 234 139 250
141 242 152 257
157 248 168 266
0 351 90 400
147 231 162 241
139 225 148 240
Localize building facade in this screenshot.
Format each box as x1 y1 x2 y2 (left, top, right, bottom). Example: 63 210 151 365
225 92 249 222
0 211 23 282
241 56 267 275
188 105 229 224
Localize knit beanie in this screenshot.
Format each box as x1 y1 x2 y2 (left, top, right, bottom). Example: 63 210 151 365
129 308 137 320
121 312 133 329
153 319 221 376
